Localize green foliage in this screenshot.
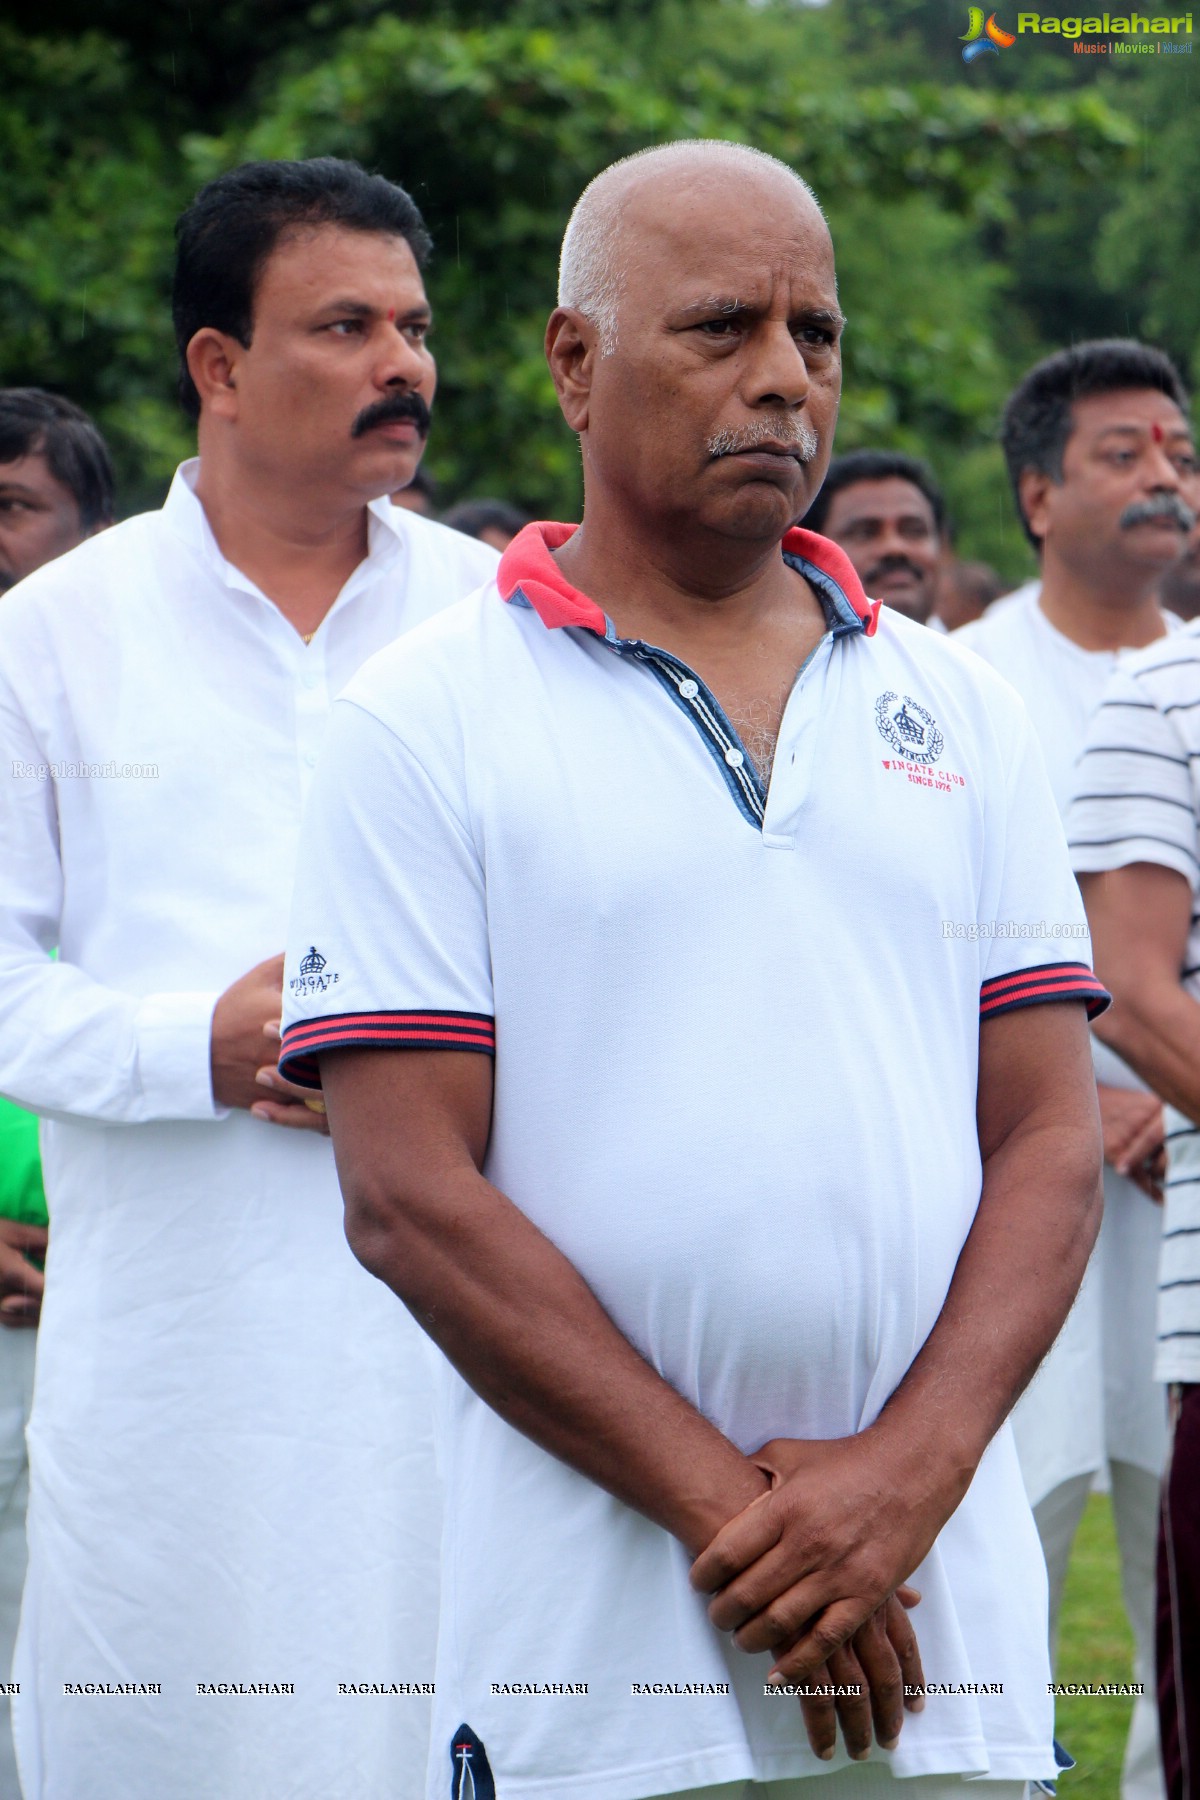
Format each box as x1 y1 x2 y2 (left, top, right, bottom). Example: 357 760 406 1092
0 0 1181 577
1057 1494 1137 1800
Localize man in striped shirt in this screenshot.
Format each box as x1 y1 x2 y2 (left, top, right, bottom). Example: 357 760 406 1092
1070 621 1200 1800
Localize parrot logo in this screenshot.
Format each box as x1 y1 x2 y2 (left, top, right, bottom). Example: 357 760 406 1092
961 8 1017 59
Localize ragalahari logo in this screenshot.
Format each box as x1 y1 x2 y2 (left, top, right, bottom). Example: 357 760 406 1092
961 7 1018 57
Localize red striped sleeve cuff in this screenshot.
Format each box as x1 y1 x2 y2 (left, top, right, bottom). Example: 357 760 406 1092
278 1010 496 1089
979 963 1111 1023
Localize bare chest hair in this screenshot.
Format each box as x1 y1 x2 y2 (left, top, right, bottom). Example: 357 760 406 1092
695 622 825 784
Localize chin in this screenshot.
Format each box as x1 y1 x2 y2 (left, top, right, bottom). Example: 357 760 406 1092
712 487 802 542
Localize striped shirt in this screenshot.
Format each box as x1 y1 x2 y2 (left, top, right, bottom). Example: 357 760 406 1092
1068 618 1200 1382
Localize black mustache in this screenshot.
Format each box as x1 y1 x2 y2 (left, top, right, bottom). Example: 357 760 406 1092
1120 492 1196 532
351 391 432 440
862 555 927 586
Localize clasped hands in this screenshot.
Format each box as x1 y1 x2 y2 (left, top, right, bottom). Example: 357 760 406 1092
689 1429 950 1764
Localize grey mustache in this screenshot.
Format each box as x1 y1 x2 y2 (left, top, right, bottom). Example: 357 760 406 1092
706 418 820 462
1120 492 1196 532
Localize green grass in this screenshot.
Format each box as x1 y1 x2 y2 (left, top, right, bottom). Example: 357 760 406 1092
1054 1494 1137 1800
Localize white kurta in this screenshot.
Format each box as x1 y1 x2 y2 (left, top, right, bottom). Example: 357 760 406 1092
954 588 1169 1504
0 465 498 1800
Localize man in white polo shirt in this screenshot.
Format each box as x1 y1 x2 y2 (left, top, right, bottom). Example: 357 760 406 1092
282 141 1106 1800
0 157 497 1800
954 340 1197 1800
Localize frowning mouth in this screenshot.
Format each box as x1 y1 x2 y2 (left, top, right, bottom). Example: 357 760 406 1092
706 419 820 464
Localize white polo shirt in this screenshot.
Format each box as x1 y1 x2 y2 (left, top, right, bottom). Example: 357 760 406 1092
282 523 1107 1800
0 463 498 1800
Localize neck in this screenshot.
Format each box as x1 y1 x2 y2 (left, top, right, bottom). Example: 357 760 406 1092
1036 543 1169 652
553 490 815 648
193 447 372 633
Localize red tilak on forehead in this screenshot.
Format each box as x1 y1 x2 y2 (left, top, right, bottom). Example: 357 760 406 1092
386 306 396 322
1152 421 1165 444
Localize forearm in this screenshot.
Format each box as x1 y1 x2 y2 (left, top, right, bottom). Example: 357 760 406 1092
1094 977 1200 1128
874 1109 1102 1488
0 951 222 1124
342 1157 768 1554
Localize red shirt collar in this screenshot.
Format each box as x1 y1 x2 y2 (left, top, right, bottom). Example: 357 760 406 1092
497 521 880 638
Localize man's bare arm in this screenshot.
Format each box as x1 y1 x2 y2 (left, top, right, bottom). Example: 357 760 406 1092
1081 862 1200 1122
322 1045 766 1553
320 1045 923 1759
690 1000 1102 1682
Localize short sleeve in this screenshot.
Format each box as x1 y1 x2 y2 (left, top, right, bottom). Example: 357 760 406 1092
279 699 494 1089
976 706 1110 1025
1067 659 1200 893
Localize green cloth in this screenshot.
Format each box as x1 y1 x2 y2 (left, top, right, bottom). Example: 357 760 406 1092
0 1093 47 1227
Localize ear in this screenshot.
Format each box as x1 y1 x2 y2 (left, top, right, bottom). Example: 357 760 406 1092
545 307 597 435
1017 467 1054 546
186 327 244 422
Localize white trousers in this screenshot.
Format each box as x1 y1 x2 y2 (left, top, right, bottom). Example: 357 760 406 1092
656 1770 1027 1800
0 1328 35 1800
1034 1460 1163 1800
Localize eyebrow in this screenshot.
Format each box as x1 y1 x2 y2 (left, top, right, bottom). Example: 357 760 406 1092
673 296 846 330
317 298 433 323
1095 422 1193 443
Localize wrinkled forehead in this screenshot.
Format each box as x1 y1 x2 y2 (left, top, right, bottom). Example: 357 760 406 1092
616 167 836 315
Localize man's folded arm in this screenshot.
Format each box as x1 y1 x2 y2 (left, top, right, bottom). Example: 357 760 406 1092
0 685 223 1124
692 999 1103 1678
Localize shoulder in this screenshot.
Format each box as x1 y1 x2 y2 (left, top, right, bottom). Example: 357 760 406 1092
0 512 161 654
951 590 1038 666
339 580 510 734
388 507 501 585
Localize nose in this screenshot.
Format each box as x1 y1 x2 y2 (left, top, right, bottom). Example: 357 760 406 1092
746 320 811 411
375 324 431 392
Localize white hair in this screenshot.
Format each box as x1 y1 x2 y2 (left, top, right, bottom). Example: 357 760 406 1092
557 140 820 354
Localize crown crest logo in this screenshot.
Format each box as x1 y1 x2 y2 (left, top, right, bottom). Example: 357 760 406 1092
299 946 327 976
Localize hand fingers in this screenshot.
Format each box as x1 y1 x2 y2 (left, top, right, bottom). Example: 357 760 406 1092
690 1497 785 1597
884 1590 926 1716
0 1299 40 1329
708 1534 823 1634
767 1597 871 1687
256 1065 326 1106
0 1222 48 1252
827 1641 873 1760
796 1665 839 1763
1115 1109 1165 1175
249 1099 330 1135
895 1583 922 1609
852 1606 905 1750
262 1018 282 1042
0 1247 46 1299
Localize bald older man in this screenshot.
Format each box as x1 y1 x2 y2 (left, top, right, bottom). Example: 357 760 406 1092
279 141 1105 1800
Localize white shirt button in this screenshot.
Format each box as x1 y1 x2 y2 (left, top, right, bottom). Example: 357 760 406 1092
301 668 320 690
304 750 318 768
678 678 699 700
724 747 744 768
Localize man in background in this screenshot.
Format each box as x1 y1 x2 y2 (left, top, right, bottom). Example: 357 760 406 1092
1159 516 1200 620
0 158 497 1800
933 557 1004 633
441 496 529 551
955 338 1198 1800
0 386 114 1800
0 390 113 595
801 447 946 625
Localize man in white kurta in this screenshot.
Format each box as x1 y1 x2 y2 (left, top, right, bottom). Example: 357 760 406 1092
0 157 498 1800
955 339 1199 1800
